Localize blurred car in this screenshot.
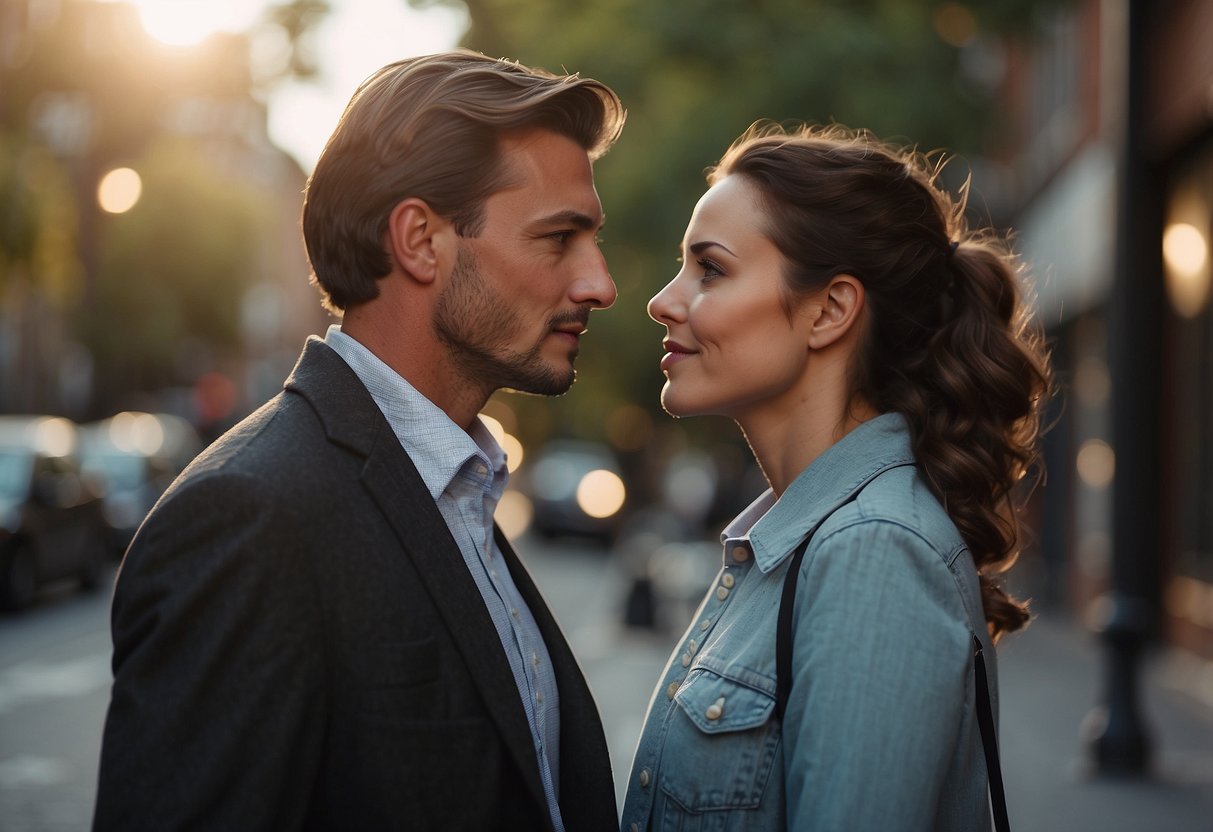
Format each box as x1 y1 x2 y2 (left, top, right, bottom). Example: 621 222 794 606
520 439 628 545
79 411 201 555
0 415 111 611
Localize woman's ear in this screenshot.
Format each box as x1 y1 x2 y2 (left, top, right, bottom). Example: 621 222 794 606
806 274 865 350
385 198 452 285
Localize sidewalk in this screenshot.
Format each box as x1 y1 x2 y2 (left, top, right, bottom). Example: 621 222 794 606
520 537 1213 831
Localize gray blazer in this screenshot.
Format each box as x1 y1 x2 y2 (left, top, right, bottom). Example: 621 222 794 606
95 338 616 831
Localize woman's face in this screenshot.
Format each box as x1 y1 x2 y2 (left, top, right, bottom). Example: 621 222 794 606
648 175 816 421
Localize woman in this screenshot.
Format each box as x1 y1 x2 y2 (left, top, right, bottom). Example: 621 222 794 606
621 124 1051 832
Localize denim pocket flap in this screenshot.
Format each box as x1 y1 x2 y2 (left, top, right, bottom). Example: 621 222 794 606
673 668 775 734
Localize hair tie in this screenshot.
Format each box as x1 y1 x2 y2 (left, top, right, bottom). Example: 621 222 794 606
948 240 959 256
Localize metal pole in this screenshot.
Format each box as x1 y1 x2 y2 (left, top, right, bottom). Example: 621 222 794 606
1086 0 1162 776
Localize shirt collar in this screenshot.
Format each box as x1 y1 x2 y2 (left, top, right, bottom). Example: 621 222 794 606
323 325 507 500
747 412 917 574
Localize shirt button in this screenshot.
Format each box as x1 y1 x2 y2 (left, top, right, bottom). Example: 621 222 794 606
716 586 730 601
721 573 735 588
681 653 692 668
699 618 711 631
732 546 749 563
532 652 540 669
475 463 488 476
667 681 680 700
536 691 544 704
638 768 651 788
511 607 520 620
705 696 726 720
687 639 698 654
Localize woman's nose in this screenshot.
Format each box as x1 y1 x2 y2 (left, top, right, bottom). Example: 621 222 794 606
647 276 683 325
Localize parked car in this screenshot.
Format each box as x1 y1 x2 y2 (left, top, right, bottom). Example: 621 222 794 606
520 439 628 545
79 411 201 555
0 416 111 610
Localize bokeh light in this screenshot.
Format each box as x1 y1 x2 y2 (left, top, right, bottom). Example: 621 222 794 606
1163 221 1211 318
97 167 142 214
1076 439 1115 489
575 469 626 519
496 489 533 540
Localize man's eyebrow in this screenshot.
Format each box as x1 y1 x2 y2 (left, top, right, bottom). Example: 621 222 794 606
688 240 736 257
534 209 605 231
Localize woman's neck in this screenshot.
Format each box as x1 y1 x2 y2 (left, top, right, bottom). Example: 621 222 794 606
738 386 877 497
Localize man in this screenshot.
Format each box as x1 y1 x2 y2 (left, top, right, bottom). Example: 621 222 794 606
94 50 625 831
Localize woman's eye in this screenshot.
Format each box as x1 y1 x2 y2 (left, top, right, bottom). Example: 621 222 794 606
698 258 723 280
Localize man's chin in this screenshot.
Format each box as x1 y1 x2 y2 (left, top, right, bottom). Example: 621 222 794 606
501 365 577 397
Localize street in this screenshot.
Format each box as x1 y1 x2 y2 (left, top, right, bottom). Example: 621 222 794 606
0 567 114 830
2 538 1212 831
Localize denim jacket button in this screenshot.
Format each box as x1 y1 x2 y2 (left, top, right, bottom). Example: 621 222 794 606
681 653 692 668
715 586 730 601
667 680 680 700
705 696 726 720
630 824 640 832
699 618 711 631
731 545 749 562
639 768 651 788
721 573 735 588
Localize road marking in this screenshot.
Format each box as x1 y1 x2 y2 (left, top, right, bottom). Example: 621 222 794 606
0 655 111 715
0 755 72 787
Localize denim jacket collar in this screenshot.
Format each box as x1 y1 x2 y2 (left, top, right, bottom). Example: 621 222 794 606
749 411 917 574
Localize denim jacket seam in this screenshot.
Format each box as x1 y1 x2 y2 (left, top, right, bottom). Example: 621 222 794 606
687 658 777 697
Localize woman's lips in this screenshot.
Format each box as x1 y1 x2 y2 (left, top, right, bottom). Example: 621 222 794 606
660 342 697 372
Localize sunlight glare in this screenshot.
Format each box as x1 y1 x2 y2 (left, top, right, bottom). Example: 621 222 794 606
129 0 261 47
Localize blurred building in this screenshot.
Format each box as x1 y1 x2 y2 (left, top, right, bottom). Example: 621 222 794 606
0 0 326 423
983 0 1213 667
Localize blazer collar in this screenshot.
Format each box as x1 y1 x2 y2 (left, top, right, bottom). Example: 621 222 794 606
284 336 382 457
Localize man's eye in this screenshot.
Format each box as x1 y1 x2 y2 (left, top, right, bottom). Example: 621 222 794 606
548 231 573 244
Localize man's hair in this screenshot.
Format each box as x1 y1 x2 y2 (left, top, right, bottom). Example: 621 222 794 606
301 49 625 312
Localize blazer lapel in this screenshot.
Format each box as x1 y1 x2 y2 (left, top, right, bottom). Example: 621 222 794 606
285 339 552 825
496 529 616 827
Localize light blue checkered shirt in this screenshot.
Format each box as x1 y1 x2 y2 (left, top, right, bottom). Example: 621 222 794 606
324 326 564 832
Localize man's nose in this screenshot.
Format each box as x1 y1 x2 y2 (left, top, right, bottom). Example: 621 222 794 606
572 249 617 310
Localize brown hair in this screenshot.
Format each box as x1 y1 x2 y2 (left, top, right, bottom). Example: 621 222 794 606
301 49 625 312
711 123 1052 640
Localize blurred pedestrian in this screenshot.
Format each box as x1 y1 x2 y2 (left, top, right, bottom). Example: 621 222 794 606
622 123 1051 831
95 49 624 832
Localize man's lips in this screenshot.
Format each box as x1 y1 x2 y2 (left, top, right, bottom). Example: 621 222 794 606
660 340 697 372
550 322 588 347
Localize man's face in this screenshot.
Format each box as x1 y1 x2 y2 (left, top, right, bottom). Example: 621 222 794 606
433 129 616 397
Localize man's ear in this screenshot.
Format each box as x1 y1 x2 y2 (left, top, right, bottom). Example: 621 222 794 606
806 273 866 350
386 198 451 285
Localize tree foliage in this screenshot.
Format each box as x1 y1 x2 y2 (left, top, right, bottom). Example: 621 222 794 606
83 138 271 406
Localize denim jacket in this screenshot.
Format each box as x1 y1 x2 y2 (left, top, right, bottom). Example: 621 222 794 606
621 413 996 832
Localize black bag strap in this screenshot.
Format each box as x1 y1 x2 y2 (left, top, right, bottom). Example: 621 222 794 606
973 634 1011 832
773 500 1010 831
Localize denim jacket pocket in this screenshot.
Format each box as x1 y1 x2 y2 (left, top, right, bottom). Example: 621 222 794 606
659 667 781 814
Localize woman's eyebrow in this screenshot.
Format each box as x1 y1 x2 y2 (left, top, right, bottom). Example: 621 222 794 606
689 240 736 257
